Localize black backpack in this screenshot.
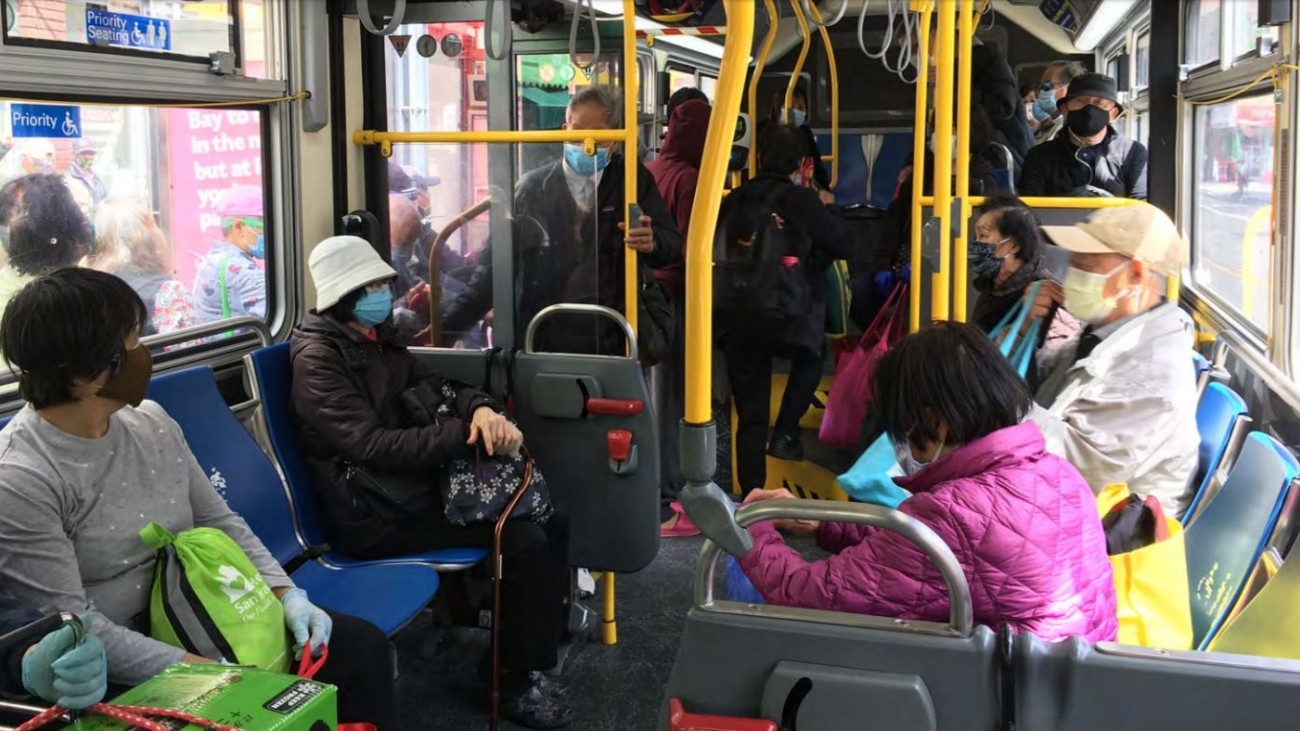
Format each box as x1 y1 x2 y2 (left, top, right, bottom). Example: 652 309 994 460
714 184 811 333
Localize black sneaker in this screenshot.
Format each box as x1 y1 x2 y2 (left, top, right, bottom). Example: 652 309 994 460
768 433 804 461
498 672 575 729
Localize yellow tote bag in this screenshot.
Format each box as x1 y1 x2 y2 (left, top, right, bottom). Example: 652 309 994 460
1095 483 1194 651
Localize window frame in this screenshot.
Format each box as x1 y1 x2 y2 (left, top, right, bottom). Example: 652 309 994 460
1 0 246 69
0 0 296 396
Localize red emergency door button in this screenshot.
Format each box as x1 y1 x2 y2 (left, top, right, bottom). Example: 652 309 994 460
607 429 633 463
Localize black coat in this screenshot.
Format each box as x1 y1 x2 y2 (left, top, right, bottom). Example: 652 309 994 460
1019 127 1148 200
971 43 1034 164
441 154 683 355
0 585 41 697
289 313 494 555
719 173 855 353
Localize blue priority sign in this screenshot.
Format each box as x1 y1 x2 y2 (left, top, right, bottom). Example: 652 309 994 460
10 103 82 139
86 8 171 51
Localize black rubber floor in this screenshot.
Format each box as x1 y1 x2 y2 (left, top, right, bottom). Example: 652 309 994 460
393 534 705 730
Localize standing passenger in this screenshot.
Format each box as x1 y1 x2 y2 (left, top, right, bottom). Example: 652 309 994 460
193 185 267 323
87 197 197 336
721 124 853 494
1019 73 1148 199
1028 203 1199 517
647 98 711 537
1033 61 1089 144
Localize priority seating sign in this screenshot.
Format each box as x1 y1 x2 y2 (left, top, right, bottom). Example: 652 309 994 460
9 103 81 139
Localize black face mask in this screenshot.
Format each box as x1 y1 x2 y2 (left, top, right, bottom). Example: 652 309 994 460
969 242 1002 280
1067 104 1111 138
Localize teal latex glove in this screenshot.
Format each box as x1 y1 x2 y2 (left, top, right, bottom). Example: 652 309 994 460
281 589 331 659
21 624 107 710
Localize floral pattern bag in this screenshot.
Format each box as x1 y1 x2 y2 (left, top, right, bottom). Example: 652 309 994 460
430 382 554 527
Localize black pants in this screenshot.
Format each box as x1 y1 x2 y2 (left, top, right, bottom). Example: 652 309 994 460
657 290 687 522
316 611 401 731
724 330 824 495
349 510 569 672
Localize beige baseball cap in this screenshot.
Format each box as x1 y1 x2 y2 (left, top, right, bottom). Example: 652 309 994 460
1042 202 1187 277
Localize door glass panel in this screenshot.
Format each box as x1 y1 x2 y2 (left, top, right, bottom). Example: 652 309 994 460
1192 95 1275 331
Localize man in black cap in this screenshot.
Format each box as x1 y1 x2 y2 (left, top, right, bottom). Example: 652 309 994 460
1018 73 1147 200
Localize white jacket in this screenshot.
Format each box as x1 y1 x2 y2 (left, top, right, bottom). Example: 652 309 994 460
1030 302 1200 518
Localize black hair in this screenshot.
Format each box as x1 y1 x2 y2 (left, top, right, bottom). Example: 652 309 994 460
1 267 147 410
873 321 1031 449
0 174 92 276
1019 83 1037 99
666 87 709 120
756 122 805 177
768 84 808 121
978 193 1044 266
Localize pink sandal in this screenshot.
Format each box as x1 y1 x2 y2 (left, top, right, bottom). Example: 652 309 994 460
660 501 701 538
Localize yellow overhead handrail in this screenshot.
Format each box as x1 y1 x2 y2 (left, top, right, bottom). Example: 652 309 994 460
908 0 933 332
952 0 975 322
748 0 780 176
807 0 840 189
685 0 755 426
784 0 812 122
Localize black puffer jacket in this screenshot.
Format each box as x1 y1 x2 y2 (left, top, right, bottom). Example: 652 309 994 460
1019 126 1148 200
288 312 494 555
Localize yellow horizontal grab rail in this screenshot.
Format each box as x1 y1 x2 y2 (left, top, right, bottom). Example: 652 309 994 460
354 129 631 156
919 195 1143 208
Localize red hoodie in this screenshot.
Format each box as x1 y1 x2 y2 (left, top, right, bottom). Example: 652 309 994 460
646 99 711 293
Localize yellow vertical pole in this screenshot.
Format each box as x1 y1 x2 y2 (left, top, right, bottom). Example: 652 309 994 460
952 0 974 322
908 1 933 332
748 0 780 177
784 0 812 120
809 1 840 189
685 0 754 426
930 0 955 322
623 0 640 340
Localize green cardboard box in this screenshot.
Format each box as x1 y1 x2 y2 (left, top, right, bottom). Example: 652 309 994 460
77 663 337 730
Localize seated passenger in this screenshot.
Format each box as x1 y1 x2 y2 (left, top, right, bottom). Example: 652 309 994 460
289 236 573 729
2 588 106 709
0 174 91 327
1019 73 1148 199
720 124 853 492
1029 202 1199 518
969 194 1081 360
0 269 398 730
738 322 1117 642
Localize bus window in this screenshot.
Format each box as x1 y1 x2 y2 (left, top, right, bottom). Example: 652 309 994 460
1184 0 1221 68
1230 0 1279 59
0 101 269 340
3 0 258 67
667 67 694 97
1134 31 1150 91
699 74 718 102
516 51 623 172
1191 94 1274 331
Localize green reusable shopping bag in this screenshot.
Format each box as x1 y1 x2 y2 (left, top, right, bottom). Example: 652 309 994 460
140 522 290 673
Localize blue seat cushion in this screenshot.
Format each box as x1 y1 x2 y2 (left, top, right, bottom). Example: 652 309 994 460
291 560 439 636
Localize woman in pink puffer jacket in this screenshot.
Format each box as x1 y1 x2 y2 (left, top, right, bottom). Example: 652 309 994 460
739 322 1117 642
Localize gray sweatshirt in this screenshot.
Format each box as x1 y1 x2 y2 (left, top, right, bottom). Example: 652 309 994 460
0 401 292 685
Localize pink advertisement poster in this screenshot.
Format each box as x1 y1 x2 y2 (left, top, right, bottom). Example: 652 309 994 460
164 108 263 287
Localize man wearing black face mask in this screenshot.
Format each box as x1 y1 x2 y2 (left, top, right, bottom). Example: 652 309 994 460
1018 73 1147 200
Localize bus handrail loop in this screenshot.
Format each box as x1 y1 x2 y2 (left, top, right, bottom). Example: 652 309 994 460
524 304 638 361
694 499 975 637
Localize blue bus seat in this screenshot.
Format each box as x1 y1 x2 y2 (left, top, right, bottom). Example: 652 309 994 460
1184 432 1300 649
1210 547 1300 659
1192 351 1210 397
244 343 486 570
1182 382 1251 526
146 365 440 635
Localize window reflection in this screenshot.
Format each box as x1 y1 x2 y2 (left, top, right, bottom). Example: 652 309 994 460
1184 0 1221 67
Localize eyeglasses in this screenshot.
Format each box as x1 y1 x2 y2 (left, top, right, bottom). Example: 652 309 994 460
1040 80 1056 93
365 280 392 293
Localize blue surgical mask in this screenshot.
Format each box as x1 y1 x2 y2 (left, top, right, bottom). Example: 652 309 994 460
1034 92 1058 119
249 234 266 260
352 287 393 326
789 109 807 127
563 143 609 177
